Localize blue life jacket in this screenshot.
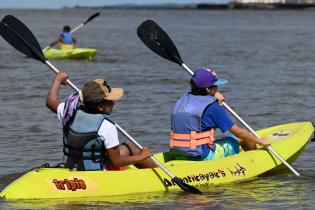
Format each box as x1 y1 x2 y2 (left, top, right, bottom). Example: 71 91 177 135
61 32 73 44
170 93 217 158
63 107 114 171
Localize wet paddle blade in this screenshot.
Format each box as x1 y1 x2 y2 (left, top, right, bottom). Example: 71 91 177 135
84 12 100 25
0 15 46 63
137 20 183 65
171 177 202 194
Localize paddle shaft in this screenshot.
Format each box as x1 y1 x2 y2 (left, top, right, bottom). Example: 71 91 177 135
116 124 177 179
70 23 84 34
180 63 301 176
46 61 79 92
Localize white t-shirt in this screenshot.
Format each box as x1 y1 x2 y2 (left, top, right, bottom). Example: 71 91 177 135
57 103 119 149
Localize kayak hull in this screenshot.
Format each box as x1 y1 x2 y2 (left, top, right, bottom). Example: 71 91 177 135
43 48 97 60
0 122 313 199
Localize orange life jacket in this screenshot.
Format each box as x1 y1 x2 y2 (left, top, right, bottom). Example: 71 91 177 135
169 129 215 149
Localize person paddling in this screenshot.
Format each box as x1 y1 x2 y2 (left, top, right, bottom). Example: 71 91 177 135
169 68 271 161
46 72 156 170
48 25 77 50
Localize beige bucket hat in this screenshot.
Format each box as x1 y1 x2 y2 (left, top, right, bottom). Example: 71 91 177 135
80 79 124 103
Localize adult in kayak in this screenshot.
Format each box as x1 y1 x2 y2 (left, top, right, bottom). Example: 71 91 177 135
46 72 156 170
169 68 271 161
48 25 77 49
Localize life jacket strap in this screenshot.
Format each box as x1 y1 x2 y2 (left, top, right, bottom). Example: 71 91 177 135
63 149 102 160
169 129 215 149
64 143 93 152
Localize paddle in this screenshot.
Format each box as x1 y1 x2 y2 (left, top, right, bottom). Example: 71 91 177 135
0 15 201 194
70 12 100 34
42 12 100 51
137 19 301 177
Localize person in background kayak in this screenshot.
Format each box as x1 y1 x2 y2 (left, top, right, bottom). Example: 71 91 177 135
48 25 77 49
169 68 271 161
46 72 156 171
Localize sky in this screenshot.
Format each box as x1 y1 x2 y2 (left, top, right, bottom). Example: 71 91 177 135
0 0 228 9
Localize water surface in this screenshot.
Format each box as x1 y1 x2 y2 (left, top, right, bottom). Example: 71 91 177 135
0 8 314 209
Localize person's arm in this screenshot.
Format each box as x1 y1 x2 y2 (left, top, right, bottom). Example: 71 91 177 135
72 37 77 44
106 146 152 168
46 72 68 113
99 120 153 168
207 92 270 147
203 102 270 150
49 35 63 48
229 124 270 146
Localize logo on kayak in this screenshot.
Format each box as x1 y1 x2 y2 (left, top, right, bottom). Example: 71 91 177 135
52 178 86 191
163 163 246 187
269 130 292 139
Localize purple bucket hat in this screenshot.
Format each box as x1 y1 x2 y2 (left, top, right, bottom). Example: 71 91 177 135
191 68 228 88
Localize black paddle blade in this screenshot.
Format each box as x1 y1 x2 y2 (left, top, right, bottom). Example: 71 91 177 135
137 20 183 65
0 15 46 63
84 12 100 25
171 176 202 194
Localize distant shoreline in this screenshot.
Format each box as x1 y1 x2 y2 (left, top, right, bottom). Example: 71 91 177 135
2 3 315 10
199 3 315 10
70 3 315 10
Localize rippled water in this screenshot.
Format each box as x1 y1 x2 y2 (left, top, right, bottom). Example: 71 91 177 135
0 8 314 209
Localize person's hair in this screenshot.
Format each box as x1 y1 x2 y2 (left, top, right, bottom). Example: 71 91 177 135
63 25 71 32
190 79 208 96
83 99 114 115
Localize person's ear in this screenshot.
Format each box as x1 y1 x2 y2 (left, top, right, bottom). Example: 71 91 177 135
97 104 103 112
206 86 216 95
206 87 212 94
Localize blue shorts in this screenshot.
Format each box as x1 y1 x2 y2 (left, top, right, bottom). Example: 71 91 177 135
202 137 240 160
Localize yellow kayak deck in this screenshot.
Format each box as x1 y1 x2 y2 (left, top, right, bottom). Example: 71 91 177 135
43 48 97 60
0 121 313 199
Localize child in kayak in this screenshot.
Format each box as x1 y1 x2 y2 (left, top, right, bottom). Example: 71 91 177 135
48 25 77 49
169 68 271 161
46 72 156 171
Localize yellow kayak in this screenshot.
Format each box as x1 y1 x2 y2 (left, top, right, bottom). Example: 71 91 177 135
43 48 97 60
0 121 313 199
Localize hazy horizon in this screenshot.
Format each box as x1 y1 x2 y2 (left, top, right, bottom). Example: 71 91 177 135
0 0 228 9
